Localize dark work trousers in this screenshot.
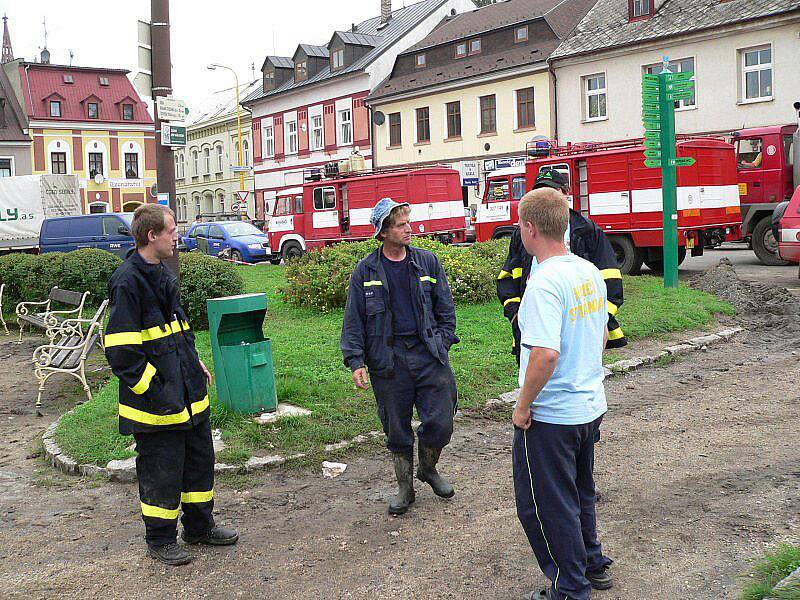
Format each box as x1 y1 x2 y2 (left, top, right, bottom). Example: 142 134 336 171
512 416 611 600
370 335 458 454
133 418 216 547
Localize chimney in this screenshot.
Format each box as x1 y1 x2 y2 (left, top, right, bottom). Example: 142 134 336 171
381 0 392 24
1 15 13 64
40 47 50 65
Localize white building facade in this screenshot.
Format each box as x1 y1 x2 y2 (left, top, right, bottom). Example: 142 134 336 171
175 79 259 227
551 0 800 143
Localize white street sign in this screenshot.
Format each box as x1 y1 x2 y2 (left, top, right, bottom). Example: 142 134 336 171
157 96 186 122
231 165 252 173
236 191 250 203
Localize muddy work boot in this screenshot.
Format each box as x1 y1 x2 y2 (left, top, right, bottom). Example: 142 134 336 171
182 525 239 546
587 563 614 590
388 452 415 515
417 444 455 498
147 542 192 566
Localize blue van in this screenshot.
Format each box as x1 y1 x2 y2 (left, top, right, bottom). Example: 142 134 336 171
39 213 135 258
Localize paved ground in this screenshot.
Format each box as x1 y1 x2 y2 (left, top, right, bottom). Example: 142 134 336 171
657 243 800 293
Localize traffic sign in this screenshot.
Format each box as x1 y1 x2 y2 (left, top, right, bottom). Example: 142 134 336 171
235 190 250 204
231 202 241 213
644 159 662 168
160 123 186 147
642 74 659 83
642 102 660 112
664 72 693 82
644 149 662 159
666 91 694 101
643 131 661 140
231 165 251 173
643 120 662 130
643 139 661 149
669 157 696 167
156 96 187 122
642 110 662 120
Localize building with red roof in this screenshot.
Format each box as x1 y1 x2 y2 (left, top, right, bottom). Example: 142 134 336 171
6 51 156 213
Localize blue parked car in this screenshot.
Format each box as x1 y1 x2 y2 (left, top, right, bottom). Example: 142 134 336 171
40 213 136 258
182 220 271 263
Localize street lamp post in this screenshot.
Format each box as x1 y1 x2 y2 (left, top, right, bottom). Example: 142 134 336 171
207 63 245 213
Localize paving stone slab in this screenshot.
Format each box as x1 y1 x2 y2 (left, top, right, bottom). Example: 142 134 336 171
664 343 695 355
106 457 136 483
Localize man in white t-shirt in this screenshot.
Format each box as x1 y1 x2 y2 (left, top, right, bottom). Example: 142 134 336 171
511 187 613 600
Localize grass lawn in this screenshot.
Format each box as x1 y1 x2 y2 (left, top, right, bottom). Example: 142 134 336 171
56 266 733 466
741 544 800 599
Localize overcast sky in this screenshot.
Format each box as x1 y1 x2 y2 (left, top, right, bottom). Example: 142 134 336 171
0 0 410 111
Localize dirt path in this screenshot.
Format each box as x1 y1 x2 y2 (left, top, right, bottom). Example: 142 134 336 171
0 317 798 599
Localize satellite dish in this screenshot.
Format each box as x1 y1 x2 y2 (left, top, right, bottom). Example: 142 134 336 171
373 110 385 126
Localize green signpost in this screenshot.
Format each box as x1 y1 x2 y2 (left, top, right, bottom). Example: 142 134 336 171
641 59 696 289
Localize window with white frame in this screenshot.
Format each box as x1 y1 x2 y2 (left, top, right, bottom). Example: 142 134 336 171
286 118 298 155
740 45 772 102
631 0 651 18
216 145 224 172
514 26 528 43
338 109 352 146
332 49 344 70
243 140 249 166
192 150 199 175
583 73 607 121
203 147 211 173
645 57 696 109
175 154 180 178
310 115 324 151
262 125 275 158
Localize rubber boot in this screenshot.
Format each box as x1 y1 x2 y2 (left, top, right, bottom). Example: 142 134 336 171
388 452 415 515
417 444 455 498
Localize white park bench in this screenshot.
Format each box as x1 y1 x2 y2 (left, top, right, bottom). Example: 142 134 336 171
16 287 90 343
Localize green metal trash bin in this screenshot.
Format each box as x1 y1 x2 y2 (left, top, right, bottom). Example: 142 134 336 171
207 293 277 414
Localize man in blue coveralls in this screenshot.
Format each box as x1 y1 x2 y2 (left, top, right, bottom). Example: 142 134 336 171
341 198 459 516
511 187 614 600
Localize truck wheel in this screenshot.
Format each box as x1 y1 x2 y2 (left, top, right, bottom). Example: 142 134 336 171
643 248 687 273
752 217 790 266
608 236 643 275
283 242 304 262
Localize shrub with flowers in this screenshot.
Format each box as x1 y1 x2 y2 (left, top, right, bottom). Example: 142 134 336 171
284 237 509 311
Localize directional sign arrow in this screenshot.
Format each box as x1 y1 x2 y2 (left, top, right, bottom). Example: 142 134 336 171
642 102 660 112
643 139 661 149
644 149 662 158
666 92 694 101
669 157 696 167
644 159 662 168
664 72 693 82
642 74 660 83
642 111 662 121
642 84 660 93
643 131 661 140
642 120 662 130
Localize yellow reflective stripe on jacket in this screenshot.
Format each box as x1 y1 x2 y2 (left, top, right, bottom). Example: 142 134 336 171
119 403 190 426
600 268 622 280
608 327 625 340
497 270 511 280
181 490 214 504
190 395 210 415
140 501 179 520
419 276 437 284
105 331 143 347
512 267 523 279
130 363 157 395
606 301 619 316
503 297 521 307
141 319 186 342
363 280 383 287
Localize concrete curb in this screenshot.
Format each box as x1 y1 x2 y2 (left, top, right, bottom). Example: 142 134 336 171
43 326 744 482
485 326 744 408
768 565 800 598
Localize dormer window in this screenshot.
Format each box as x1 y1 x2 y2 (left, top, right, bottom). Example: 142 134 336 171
515 26 528 43
629 0 652 20
87 102 99 119
469 39 481 55
415 53 426 68
332 49 344 71
49 100 61 118
122 103 134 121
63 74 74 84
455 42 467 59
296 61 307 80
99 76 110 86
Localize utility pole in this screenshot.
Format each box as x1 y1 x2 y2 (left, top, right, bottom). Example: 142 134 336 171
150 0 179 274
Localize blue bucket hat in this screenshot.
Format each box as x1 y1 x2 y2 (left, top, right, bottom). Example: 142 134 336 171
370 197 410 238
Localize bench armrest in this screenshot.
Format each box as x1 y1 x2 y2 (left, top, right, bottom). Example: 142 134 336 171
33 323 100 367
16 299 51 317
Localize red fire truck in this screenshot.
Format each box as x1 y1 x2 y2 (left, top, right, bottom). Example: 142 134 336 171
475 137 743 274
267 165 466 261
730 103 799 265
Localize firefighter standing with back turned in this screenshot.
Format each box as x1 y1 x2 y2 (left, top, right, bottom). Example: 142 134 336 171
497 169 626 364
104 204 238 566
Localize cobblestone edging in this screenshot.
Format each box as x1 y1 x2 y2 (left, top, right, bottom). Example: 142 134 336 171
42 326 744 482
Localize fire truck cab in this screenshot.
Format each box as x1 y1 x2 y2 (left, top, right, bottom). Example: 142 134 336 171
476 137 743 274
730 117 798 266
267 166 466 261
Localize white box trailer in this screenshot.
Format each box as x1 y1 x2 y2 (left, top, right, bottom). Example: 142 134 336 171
0 174 82 253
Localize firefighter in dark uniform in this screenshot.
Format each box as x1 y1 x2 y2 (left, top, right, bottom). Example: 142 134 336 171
497 169 626 364
341 198 459 516
104 204 238 566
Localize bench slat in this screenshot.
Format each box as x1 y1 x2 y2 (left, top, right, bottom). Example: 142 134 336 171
50 287 85 306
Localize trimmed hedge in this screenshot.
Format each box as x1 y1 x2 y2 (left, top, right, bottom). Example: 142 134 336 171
284 238 509 311
179 252 244 329
0 250 244 330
